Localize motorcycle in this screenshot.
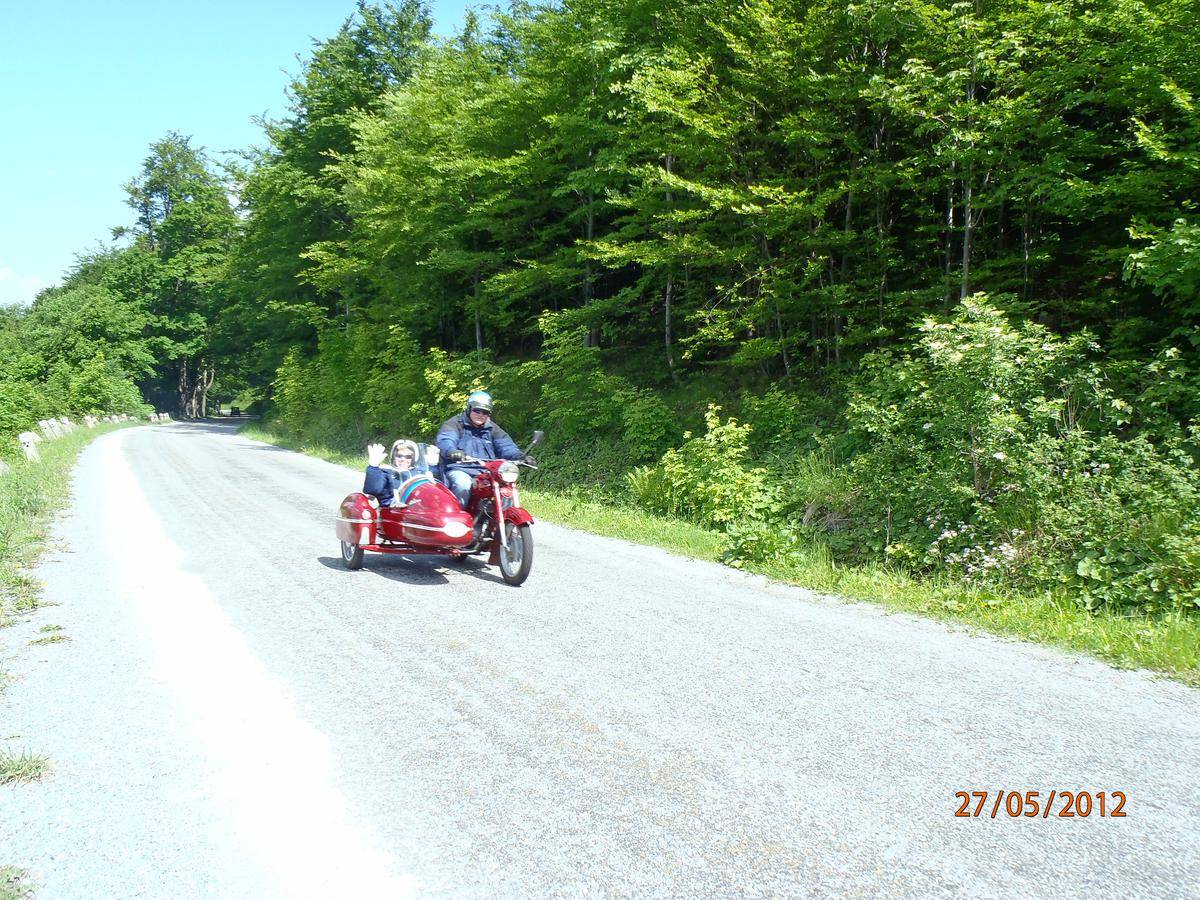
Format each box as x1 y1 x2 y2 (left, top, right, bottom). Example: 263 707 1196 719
334 431 543 586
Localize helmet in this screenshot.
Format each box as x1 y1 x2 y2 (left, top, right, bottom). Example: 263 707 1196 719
465 390 494 416
388 439 419 467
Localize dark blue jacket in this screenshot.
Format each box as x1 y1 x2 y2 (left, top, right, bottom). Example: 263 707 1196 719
436 414 522 475
363 466 411 507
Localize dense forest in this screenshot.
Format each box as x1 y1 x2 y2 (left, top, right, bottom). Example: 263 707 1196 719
3 0 1199 613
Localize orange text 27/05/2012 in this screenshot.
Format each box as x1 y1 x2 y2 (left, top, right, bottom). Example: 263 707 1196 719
954 790 1127 819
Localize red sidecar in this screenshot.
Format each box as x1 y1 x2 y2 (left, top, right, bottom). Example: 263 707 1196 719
334 437 541 586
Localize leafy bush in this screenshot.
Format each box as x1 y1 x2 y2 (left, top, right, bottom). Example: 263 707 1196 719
532 316 678 463
272 347 319 437
833 296 1200 614
66 353 145 415
628 405 776 529
1028 433 1200 614
0 381 43 442
722 519 809 568
739 387 827 453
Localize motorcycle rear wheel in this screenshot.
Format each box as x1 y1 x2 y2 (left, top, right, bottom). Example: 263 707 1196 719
498 523 533 586
341 540 364 570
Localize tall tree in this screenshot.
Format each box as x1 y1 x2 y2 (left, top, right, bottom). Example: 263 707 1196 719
121 133 235 416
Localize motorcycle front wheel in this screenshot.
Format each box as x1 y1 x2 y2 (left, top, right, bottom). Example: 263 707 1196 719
498 523 533 586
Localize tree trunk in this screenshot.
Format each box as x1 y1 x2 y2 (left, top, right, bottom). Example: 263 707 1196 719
473 271 483 354
873 119 889 332
177 359 189 418
663 154 678 382
1022 206 1032 300
945 170 956 305
960 0 982 301
584 188 598 347
199 364 215 418
960 167 973 300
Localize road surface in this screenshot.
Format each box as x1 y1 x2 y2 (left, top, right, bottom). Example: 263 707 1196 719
1 422 1197 897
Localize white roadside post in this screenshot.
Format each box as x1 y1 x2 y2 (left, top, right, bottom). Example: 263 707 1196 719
18 432 40 461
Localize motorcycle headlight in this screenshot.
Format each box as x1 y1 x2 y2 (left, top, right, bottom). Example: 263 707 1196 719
499 461 519 483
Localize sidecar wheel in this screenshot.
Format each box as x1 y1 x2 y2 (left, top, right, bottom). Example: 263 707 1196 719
498 523 533 586
340 540 364 570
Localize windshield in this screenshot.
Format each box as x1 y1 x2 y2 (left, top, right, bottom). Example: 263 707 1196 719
414 442 437 476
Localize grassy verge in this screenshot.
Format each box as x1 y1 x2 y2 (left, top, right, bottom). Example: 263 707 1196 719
0 422 134 892
0 423 130 629
0 749 50 786
242 424 1199 687
0 866 33 900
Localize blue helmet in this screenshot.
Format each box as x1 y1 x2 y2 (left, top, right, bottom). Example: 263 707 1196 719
465 390 493 416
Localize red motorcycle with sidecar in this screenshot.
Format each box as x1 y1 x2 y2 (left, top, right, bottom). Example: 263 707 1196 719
334 432 543 586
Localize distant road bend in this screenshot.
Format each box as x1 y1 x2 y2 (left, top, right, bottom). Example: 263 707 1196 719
1 422 1197 897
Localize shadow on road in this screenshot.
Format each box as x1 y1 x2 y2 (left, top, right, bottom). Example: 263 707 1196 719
317 555 450 585
157 420 244 437
316 553 508 587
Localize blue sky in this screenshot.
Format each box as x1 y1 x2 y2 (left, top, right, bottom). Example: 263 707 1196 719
0 0 470 306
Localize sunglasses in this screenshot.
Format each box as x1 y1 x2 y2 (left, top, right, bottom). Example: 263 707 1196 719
471 409 492 417
394 452 415 460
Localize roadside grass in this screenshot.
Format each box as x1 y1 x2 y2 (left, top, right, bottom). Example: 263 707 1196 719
240 424 362 468
522 487 726 560
28 634 69 646
243 424 1199 687
0 423 136 896
0 866 33 900
0 423 130 629
0 749 50 785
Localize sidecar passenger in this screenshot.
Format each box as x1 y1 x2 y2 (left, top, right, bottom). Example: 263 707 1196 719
363 439 419 507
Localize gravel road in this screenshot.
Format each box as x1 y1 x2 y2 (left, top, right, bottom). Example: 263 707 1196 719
1 422 1197 898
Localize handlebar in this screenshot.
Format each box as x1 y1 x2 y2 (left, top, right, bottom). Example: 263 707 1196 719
450 455 537 470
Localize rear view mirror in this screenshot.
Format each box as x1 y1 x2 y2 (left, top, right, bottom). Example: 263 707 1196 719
529 430 544 448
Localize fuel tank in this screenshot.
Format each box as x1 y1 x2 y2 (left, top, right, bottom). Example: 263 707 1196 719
396 476 475 546
336 492 378 545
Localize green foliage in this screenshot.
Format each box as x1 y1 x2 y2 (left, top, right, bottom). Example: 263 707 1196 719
628 406 775 529
65 354 146 416
410 347 488 436
531 318 678 464
0 381 44 441
722 520 811 570
1 423 129 623
362 324 428 432
0 865 34 900
26 0 1200 625
1127 218 1200 323
1029 433 1200 614
834 298 1200 614
740 388 814 453
271 348 318 438
0 270 157 440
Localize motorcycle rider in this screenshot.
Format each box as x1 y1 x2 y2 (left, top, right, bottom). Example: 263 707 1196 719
436 390 531 508
363 438 421 507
